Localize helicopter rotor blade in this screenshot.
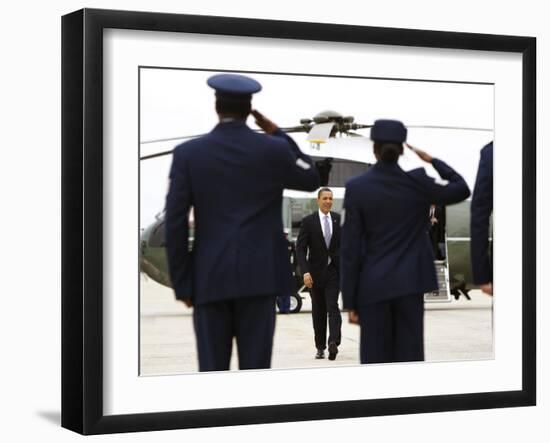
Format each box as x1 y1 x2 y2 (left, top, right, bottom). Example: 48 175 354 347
350 123 492 132
407 125 493 132
278 125 310 133
141 122 309 144
350 123 373 130
140 126 309 161
140 132 209 145
249 126 308 134
140 150 175 161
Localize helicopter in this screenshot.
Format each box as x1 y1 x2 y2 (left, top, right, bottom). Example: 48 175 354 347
139 110 493 313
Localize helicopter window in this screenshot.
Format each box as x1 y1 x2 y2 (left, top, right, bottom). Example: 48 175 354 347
312 157 371 187
446 201 470 237
147 211 195 248
148 220 166 247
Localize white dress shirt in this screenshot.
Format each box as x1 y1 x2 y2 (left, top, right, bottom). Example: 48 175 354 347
318 209 333 239
318 209 332 265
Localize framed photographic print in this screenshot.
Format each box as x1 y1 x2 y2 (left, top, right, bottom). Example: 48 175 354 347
62 8 536 435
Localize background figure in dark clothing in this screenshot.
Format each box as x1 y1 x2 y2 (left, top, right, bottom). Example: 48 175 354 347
428 204 445 260
276 230 295 313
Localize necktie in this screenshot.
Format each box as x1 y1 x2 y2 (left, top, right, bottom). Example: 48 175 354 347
323 215 331 248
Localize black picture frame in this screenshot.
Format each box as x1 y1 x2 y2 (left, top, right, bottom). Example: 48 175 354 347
62 8 536 435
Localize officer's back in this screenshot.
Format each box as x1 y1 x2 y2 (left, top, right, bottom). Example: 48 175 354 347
341 119 470 364
165 74 320 371
342 120 471 306
346 162 443 301
177 120 314 303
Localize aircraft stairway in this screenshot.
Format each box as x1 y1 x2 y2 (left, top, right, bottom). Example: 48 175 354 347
424 236 451 302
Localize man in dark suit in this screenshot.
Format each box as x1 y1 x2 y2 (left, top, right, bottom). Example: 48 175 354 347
470 141 493 295
428 204 445 260
276 229 294 314
296 187 342 360
341 119 470 363
165 74 320 371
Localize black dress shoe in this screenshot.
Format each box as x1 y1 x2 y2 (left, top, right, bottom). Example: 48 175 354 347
328 342 338 361
315 350 325 359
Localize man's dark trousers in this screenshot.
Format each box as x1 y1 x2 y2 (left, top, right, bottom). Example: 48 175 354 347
311 263 341 350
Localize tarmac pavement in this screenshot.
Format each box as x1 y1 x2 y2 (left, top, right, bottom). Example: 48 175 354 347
140 276 493 375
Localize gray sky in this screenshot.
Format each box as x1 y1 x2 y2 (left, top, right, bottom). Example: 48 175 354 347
139 68 494 228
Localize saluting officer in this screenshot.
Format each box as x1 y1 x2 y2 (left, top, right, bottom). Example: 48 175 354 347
340 119 470 364
165 74 320 371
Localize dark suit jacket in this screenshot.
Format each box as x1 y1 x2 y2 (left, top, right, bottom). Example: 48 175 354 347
470 142 493 284
341 159 470 309
165 121 320 305
429 205 445 258
296 211 341 284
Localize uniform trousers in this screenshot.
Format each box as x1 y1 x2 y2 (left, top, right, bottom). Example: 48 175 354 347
358 293 424 364
310 263 342 350
193 295 276 371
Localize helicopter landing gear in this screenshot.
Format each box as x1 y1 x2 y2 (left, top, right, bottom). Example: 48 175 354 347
276 293 303 314
288 293 303 313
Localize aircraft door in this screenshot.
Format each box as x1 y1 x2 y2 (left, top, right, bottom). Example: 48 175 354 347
425 205 451 302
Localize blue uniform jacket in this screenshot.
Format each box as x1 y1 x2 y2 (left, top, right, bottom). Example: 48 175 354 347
470 142 493 284
165 120 320 305
341 159 470 309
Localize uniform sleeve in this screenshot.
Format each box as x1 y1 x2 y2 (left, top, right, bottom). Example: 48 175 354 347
470 146 493 284
295 217 310 276
164 146 193 301
417 158 471 205
272 129 320 192
340 184 364 310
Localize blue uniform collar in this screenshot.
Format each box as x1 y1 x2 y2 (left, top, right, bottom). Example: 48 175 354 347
211 119 249 134
217 118 247 125
374 160 401 169
213 119 249 131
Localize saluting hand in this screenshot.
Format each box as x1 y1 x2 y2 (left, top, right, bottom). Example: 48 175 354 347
251 109 279 134
303 272 313 289
406 143 433 163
